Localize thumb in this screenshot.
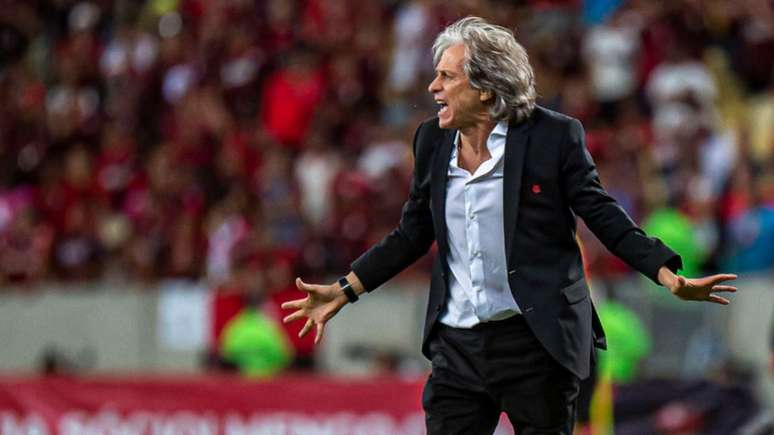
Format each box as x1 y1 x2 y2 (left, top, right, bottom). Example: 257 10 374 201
296 277 319 294
676 275 687 288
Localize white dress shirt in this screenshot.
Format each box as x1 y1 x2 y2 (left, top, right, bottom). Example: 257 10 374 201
439 121 521 328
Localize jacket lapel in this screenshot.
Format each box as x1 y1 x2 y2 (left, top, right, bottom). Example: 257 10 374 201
431 129 455 257
503 119 531 265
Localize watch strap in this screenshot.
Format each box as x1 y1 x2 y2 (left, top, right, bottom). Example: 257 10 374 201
338 277 359 303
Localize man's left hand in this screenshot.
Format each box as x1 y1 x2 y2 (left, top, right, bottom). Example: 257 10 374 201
659 269 738 305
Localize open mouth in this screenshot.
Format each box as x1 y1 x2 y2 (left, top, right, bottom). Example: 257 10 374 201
436 100 448 115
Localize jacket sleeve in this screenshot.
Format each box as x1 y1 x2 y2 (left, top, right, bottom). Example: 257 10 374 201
560 118 682 284
350 121 436 291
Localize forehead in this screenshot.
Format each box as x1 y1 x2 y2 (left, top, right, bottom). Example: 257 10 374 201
436 43 466 71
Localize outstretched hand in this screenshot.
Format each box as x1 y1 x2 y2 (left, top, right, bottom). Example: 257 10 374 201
280 278 348 344
666 273 738 305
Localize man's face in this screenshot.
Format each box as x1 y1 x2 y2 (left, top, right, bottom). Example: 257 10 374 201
428 43 490 130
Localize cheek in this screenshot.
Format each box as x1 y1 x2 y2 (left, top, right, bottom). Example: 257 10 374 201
448 93 466 111
449 94 475 115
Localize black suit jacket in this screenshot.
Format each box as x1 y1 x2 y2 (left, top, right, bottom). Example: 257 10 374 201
351 106 682 379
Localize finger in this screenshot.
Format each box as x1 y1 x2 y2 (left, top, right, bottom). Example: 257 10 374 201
296 277 322 294
299 319 313 338
283 309 306 324
708 294 730 305
281 298 307 310
315 321 326 345
709 274 738 284
676 275 687 288
711 285 737 293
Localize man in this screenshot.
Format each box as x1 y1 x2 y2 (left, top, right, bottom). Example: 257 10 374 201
282 17 737 435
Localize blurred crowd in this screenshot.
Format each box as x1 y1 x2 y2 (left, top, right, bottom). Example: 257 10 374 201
0 0 773 368
0 0 420 289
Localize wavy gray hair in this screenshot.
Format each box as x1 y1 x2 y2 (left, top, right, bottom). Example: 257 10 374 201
432 16 536 123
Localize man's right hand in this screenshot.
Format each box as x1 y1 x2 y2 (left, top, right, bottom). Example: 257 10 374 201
281 278 349 344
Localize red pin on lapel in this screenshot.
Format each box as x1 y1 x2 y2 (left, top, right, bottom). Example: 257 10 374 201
532 184 541 194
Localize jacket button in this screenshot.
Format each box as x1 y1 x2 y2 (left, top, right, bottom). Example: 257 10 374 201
435 304 443 312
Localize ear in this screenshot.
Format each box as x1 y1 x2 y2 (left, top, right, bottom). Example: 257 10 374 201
479 90 493 102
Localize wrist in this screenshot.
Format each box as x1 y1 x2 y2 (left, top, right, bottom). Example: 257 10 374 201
658 266 679 292
337 276 359 304
334 291 349 307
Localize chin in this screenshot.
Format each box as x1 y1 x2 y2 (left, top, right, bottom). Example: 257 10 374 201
437 116 454 129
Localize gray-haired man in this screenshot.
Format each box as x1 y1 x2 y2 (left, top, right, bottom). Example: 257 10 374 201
283 17 737 434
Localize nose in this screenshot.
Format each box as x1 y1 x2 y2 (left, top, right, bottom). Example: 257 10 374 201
428 75 440 94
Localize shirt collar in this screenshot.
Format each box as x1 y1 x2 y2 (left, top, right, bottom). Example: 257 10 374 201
491 120 508 138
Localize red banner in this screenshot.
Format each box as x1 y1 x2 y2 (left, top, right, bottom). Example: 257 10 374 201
0 375 515 435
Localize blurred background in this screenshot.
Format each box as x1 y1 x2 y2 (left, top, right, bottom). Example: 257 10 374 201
0 0 772 434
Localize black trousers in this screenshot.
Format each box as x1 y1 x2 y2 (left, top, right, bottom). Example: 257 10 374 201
423 315 580 435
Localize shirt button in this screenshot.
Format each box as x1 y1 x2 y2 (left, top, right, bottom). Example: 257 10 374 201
469 213 475 220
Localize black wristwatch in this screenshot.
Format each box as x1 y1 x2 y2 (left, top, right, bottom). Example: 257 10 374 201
338 276 359 303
